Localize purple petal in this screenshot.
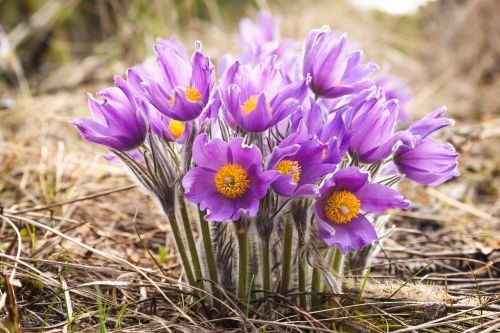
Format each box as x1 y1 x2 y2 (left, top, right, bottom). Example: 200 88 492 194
356 184 410 213
227 137 263 169
317 215 378 254
330 167 368 192
192 134 228 171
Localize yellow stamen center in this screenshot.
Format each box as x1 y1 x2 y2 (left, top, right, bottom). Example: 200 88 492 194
168 120 185 139
214 163 249 199
185 85 202 102
241 95 272 115
275 160 301 183
324 191 361 224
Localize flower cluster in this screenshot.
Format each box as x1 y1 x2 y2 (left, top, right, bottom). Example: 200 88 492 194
73 12 458 258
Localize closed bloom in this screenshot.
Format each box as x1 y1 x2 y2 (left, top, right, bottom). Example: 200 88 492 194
182 134 278 221
268 139 336 196
71 77 147 151
314 167 409 253
349 91 414 163
303 27 378 99
143 104 191 143
394 107 459 185
220 56 308 132
141 41 215 121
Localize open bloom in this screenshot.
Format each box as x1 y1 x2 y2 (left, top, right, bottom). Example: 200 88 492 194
182 134 278 221
348 91 414 163
394 107 459 185
268 139 336 196
314 167 409 253
71 77 147 151
141 41 215 121
219 56 308 132
303 26 378 99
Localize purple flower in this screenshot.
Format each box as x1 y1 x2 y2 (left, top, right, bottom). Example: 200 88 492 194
71 77 147 151
155 36 188 59
219 56 308 132
314 167 409 253
239 11 278 60
143 105 192 143
303 27 378 99
141 41 215 121
375 76 412 120
288 99 352 164
267 139 336 196
348 91 415 163
182 134 278 222
394 107 459 185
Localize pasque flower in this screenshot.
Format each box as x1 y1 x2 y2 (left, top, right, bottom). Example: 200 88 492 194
182 134 278 221
394 107 459 185
141 41 215 121
348 91 415 163
314 167 409 253
375 75 412 120
71 76 147 151
303 26 378 99
268 139 336 196
219 56 308 132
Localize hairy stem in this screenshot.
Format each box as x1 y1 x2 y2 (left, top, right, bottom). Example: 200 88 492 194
164 205 195 286
332 247 343 273
261 238 271 292
179 195 203 288
236 226 248 300
297 236 307 309
311 266 321 309
280 217 294 293
198 209 219 286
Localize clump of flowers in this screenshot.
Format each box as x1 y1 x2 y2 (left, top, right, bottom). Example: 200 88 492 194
72 11 458 312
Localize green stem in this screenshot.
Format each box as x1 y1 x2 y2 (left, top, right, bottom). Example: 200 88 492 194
311 266 322 309
178 195 203 288
198 209 219 286
236 226 248 300
332 247 343 273
297 236 307 309
280 217 294 293
165 206 195 286
261 239 271 292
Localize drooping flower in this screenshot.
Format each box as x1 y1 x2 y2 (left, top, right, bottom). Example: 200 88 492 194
314 167 409 253
71 77 147 151
141 41 215 121
182 134 278 221
219 56 308 132
394 107 459 185
303 27 378 99
348 90 415 163
267 139 336 196
375 75 412 120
